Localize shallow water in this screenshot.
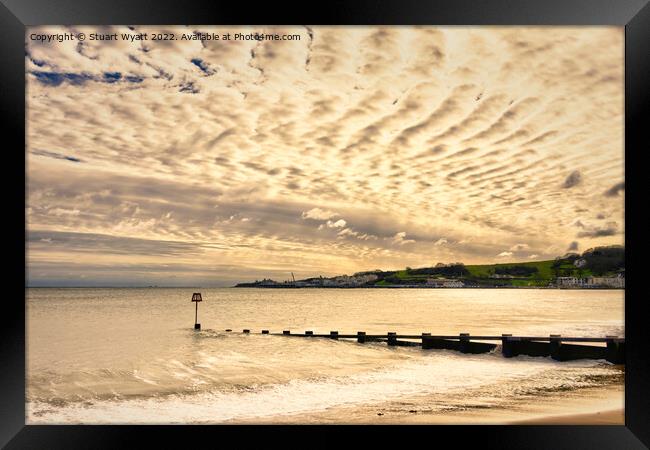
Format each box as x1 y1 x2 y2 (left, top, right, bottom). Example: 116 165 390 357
26 287 624 424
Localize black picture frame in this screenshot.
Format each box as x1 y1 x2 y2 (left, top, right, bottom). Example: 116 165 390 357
2 0 648 448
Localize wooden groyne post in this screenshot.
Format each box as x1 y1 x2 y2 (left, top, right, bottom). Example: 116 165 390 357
249 329 625 364
549 334 562 358
421 333 496 353
501 334 513 357
459 333 497 354
503 335 554 358
606 335 625 364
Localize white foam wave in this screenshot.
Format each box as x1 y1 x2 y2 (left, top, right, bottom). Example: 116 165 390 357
27 352 615 424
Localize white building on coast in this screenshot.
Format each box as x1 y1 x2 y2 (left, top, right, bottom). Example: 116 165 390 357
322 274 378 287
584 274 625 288
556 274 624 288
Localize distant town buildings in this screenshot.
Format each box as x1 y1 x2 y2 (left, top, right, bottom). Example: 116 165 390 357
556 273 624 288
240 267 624 289
322 274 378 287
289 274 468 288
556 276 586 287
584 275 625 288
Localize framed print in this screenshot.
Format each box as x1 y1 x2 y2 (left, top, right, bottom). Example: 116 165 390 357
2 0 649 448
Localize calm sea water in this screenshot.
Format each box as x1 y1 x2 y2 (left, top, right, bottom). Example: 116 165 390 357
26 288 624 424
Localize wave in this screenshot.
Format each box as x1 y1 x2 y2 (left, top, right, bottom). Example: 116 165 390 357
27 350 622 424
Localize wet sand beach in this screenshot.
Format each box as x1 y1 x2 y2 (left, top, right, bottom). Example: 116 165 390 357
228 384 624 425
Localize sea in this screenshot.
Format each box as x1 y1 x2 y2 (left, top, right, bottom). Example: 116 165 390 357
26 287 625 424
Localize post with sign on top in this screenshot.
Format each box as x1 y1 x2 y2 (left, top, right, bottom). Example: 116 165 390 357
191 292 202 330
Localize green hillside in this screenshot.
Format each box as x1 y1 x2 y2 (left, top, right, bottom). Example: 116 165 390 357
236 245 624 288
365 245 624 287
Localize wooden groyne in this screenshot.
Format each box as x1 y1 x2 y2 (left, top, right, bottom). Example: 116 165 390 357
228 330 625 364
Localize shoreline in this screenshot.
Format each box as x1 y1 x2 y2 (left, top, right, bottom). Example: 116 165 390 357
27 286 624 290
228 384 624 425
232 286 623 290
509 408 623 425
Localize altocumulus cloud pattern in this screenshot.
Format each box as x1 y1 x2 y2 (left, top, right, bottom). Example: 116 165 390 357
26 26 624 286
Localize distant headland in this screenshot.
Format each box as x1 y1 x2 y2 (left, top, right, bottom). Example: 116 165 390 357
235 246 624 289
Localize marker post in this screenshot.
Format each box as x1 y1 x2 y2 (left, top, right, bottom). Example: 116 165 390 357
191 292 202 330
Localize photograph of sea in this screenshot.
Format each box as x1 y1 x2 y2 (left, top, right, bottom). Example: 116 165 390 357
26 26 624 424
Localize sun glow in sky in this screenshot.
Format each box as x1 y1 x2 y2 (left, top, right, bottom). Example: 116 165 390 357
26 26 624 286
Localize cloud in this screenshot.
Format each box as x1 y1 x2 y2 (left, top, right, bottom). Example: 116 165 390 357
391 232 415 245
497 251 513 258
562 170 582 188
577 226 618 238
302 208 339 221
337 228 355 237
31 71 117 87
28 230 204 258
191 58 216 76
509 243 529 251
48 208 81 216
32 149 83 163
568 241 579 251
571 219 586 228
25 26 624 285
604 182 624 197
327 219 347 228
567 216 620 239
528 254 539 259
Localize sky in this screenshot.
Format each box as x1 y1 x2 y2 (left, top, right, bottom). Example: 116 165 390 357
26 26 624 287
